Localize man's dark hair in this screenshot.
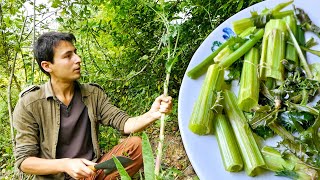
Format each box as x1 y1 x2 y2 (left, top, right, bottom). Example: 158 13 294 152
34 32 76 76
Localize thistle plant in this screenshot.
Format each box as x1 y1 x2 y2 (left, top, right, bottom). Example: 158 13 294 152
114 1 180 179
151 5 180 177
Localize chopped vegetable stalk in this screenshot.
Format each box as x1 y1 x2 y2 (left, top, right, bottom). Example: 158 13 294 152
283 15 298 64
187 38 231 79
260 19 286 81
270 0 293 14
219 29 264 68
286 23 313 79
214 27 256 64
233 18 255 35
272 10 294 19
214 114 243 172
214 46 233 63
261 146 318 180
232 0 293 35
188 64 224 135
188 27 256 79
266 29 285 80
223 90 265 176
238 47 259 112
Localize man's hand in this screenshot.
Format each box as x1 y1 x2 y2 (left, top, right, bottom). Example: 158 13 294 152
63 158 96 179
123 95 173 134
148 95 173 119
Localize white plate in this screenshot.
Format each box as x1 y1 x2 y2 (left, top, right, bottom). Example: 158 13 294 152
178 0 320 179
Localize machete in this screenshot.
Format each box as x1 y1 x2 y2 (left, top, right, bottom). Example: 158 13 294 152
88 156 133 175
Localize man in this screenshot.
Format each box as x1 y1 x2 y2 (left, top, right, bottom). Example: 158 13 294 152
13 32 172 180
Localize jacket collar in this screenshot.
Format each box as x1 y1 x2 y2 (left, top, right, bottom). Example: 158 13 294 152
44 80 91 100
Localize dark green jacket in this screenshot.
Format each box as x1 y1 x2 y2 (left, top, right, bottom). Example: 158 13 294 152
13 81 130 179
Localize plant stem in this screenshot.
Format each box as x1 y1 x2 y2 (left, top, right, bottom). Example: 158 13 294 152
155 73 170 176
286 23 313 79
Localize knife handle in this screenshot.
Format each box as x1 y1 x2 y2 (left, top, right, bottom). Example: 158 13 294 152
88 165 97 171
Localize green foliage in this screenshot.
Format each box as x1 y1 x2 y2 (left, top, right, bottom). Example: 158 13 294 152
98 126 121 153
141 132 155 180
112 155 131 180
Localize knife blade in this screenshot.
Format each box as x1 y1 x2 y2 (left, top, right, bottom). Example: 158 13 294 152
88 156 133 175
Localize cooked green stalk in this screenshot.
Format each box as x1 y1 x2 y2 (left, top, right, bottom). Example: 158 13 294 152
223 90 265 176
261 146 318 180
286 23 313 79
284 15 298 64
260 19 286 80
188 64 224 135
214 114 243 172
219 29 264 68
238 47 259 112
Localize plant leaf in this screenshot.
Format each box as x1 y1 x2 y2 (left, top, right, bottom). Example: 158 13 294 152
112 155 131 180
142 132 155 180
165 55 179 73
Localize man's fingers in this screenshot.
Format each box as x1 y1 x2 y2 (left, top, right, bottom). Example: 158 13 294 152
81 159 96 166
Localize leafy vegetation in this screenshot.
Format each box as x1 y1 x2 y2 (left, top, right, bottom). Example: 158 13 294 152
0 0 263 179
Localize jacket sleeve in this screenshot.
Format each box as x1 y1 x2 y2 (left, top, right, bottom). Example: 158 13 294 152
13 97 40 170
95 87 130 133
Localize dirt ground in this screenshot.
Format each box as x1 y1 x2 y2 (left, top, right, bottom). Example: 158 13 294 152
145 120 198 179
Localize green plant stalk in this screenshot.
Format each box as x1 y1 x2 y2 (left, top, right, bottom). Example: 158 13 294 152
187 38 232 79
259 32 269 79
286 23 313 79
219 29 264 68
214 46 233 64
233 18 255 35
270 0 293 14
238 47 259 112
223 90 265 176
154 11 180 176
268 119 295 142
272 10 294 19
155 72 170 176
297 25 306 46
214 114 243 172
214 27 256 64
299 46 320 57
261 146 318 180
260 19 286 81
266 29 285 81
188 27 257 79
232 0 293 34
189 64 224 135
284 15 298 64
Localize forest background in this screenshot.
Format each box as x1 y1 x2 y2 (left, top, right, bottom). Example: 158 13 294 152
0 0 262 179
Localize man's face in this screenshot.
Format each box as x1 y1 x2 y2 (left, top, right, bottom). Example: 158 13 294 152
49 40 81 82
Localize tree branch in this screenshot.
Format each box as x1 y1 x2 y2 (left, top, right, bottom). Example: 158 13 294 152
7 12 28 149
